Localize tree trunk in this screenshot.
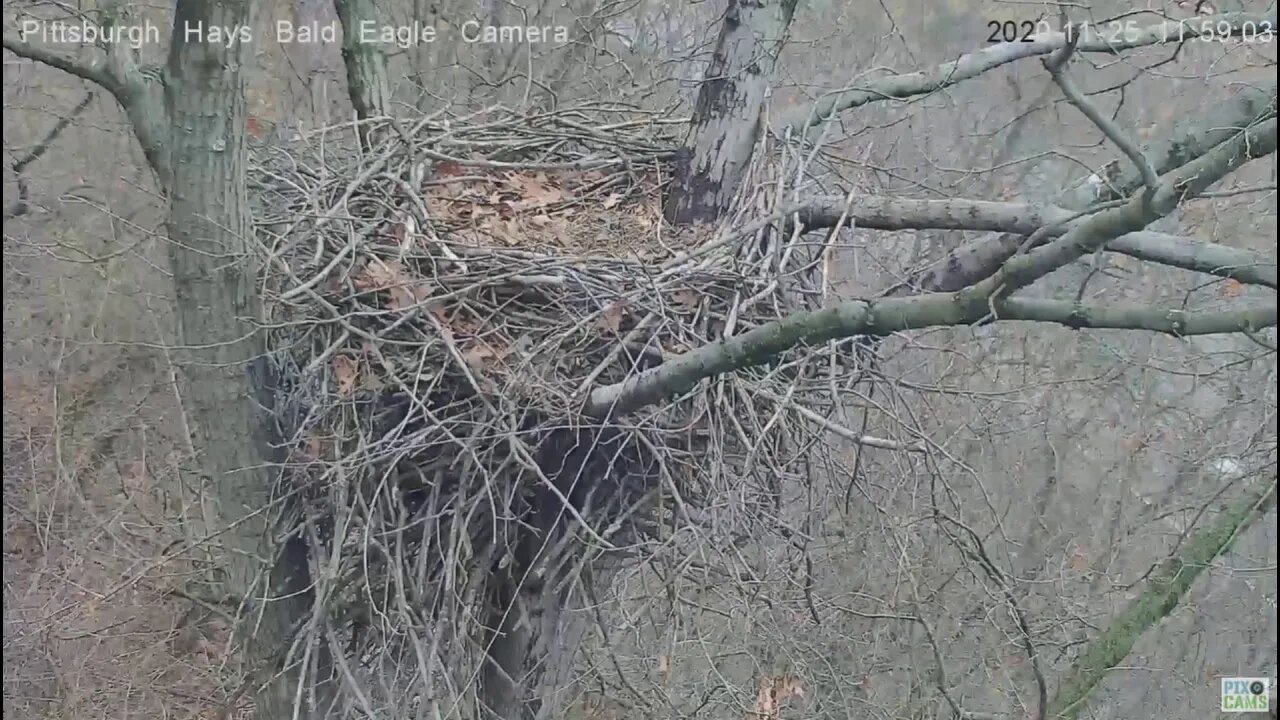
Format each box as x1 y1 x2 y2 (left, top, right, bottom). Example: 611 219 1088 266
480 555 594 720
334 0 393 145
163 1 334 716
664 0 797 225
3 1 334 715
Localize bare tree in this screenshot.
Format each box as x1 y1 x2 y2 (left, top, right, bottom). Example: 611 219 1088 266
3 1 330 716
4 3 1276 720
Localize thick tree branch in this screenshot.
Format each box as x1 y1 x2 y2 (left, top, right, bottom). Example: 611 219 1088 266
1045 479 1277 719
590 119 1277 419
2 32 170 183
1105 232 1276 289
1 34 124 99
779 11 1277 134
585 293 1276 418
893 83 1277 294
333 0 393 147
785 196 1276 289
996 298 1276 335
973 118 1277 297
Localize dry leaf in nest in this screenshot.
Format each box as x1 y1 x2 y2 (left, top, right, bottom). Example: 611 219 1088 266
470 201 501 222
246 115 264 139
433 159 465 179
426 303 459 343
388 221 408 244
388 281 431 311
120 459 148 493
453 228 488 248
1068 547 1090 572
353 258 407 291
333 355 359 397
481 218 525 246
598 299 631 333
507 171 567 209
630 202 656 229
601 193 623 209
353 258 430 310
462 339 511 370
751 675 805 719
671 288 701 311
530 214 573 246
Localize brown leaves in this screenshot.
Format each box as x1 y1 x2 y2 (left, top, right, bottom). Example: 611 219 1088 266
507 172 566 210
1120 434 1146 453
388 283 431 311
462 339 512 370
598 299 632 333
483 217 526 246
333 355 359 397
353 257 405 292
433 159 465 179
1068 545 1090 573
429 171 571 225
414 166 665 254
528 212 569 234
751 675 805 719
120 459 149 494
245 115 265 139
388 220 408 246
671 288 701 311
657 654 671 684
353 257 431 311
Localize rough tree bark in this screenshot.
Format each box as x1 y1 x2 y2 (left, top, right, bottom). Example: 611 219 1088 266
333 0 392 145
664 0 797 224
4 2 330 717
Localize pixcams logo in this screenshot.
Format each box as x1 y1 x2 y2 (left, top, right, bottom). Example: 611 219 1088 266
1221 677 1270 713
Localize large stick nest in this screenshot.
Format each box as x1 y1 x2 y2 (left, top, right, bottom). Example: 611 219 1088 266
250 106 864 707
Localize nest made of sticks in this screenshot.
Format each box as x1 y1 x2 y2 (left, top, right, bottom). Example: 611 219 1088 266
249 106 863 704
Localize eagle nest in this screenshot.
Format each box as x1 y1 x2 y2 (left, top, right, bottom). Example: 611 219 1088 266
248 105 874 708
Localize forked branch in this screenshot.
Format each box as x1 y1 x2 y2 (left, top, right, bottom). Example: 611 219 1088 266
589 118 1278 418
781 10 1277 133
